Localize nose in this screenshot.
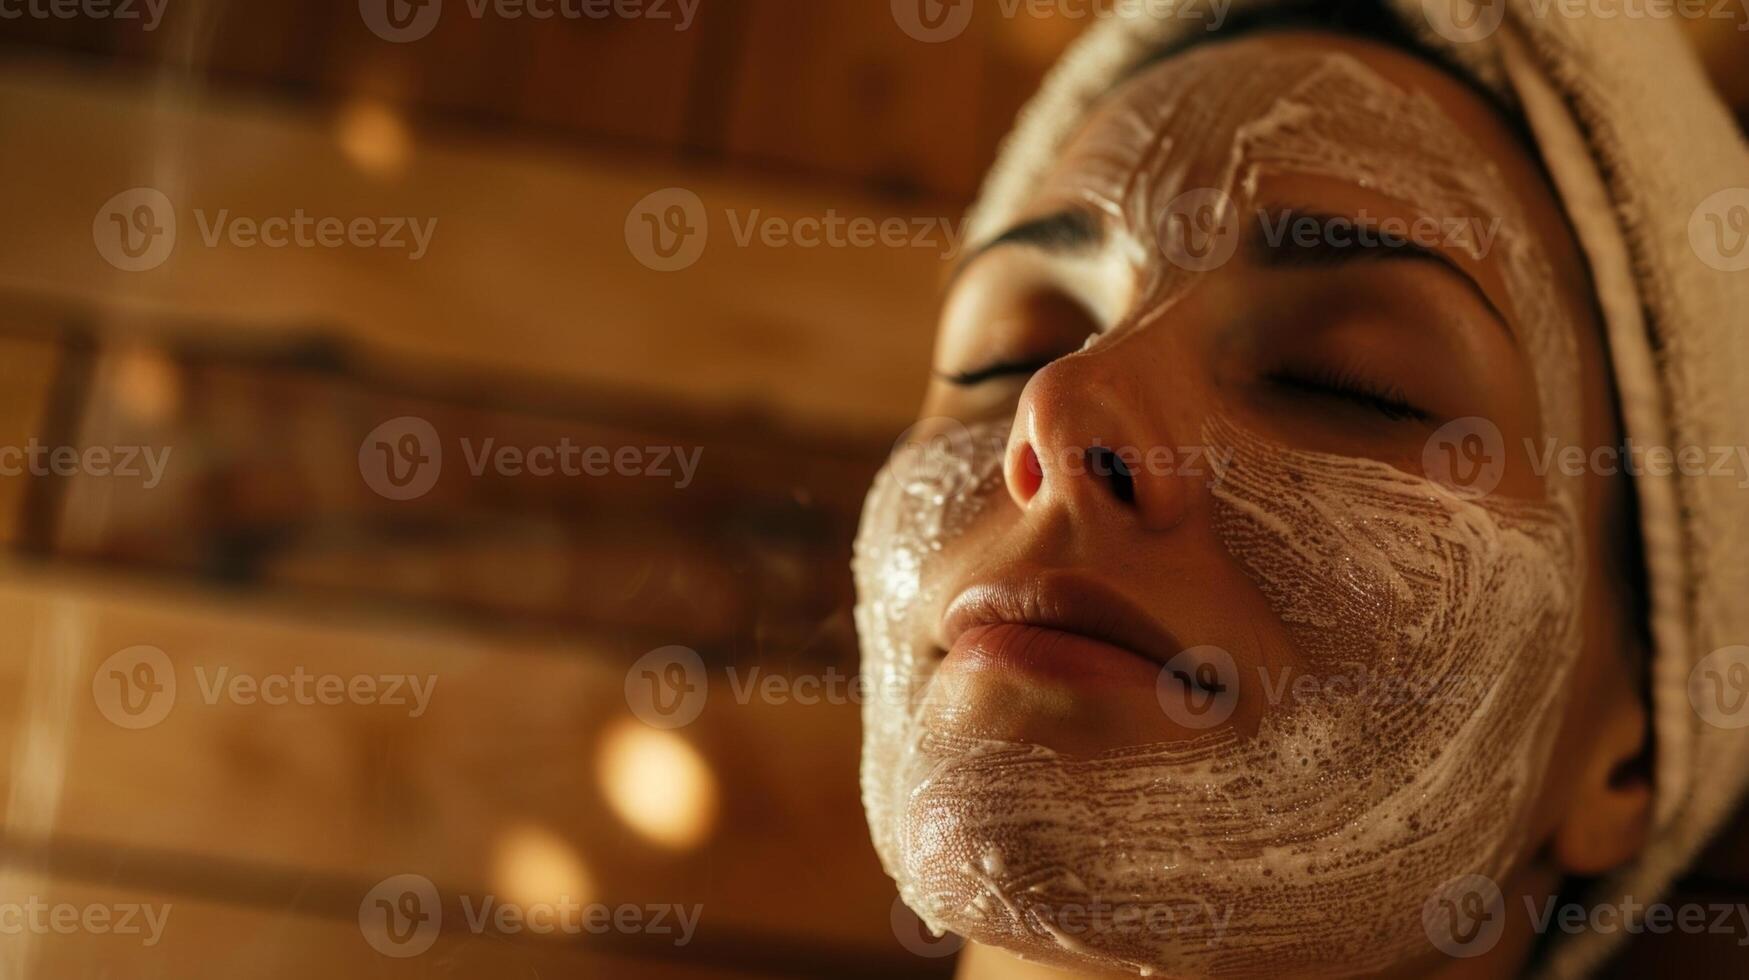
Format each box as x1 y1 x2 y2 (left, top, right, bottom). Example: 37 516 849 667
1003 350 1194 531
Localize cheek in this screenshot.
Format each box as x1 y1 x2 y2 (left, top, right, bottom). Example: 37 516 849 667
853 422 1011 631
1207 412 1580 672
852 421 1012 843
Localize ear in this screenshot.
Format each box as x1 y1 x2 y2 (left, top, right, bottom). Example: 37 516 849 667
1551 659 1652 875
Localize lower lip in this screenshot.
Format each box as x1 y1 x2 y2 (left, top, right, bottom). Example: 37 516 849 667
943 623 1162 687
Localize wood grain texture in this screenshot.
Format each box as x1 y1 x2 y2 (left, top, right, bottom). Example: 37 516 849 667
0 64 942 438
0 569 917 970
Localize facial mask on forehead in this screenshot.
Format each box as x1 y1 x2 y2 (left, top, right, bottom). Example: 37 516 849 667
855 47 1590 978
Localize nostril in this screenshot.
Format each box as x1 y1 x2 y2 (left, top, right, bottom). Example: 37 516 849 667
1086 447 1136 505
1009 442 1044 503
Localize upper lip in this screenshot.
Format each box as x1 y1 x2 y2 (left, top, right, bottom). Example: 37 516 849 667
940 572 1184 667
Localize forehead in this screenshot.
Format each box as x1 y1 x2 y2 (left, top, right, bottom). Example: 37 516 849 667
1043 31 1535 234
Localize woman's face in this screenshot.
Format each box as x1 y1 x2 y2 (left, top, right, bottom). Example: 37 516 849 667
855 30 1641 980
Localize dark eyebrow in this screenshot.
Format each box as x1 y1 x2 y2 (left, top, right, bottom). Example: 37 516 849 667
949 208 1104 284
1251 208 1513 335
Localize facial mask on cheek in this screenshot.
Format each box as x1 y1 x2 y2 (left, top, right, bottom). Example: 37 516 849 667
855 416 1580 977
853 426 1012 846
855 49 1590 979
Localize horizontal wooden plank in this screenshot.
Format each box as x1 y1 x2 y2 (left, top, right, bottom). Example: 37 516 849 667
0 61 942 438
17 329 876 651
0 570 903 959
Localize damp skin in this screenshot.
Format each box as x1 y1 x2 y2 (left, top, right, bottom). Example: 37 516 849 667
855 48 1589 978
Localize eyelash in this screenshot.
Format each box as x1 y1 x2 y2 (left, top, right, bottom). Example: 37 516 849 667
936 358 1057 388
1267 366 1432 423
938 359 1432 424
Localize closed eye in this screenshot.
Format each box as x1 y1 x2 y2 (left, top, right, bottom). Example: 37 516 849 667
935 357 1058 387
1267 367 1433 423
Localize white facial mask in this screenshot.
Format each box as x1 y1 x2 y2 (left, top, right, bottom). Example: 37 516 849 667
855 47 1587 978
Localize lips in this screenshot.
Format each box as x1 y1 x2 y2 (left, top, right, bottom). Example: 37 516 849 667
940 574 1185 684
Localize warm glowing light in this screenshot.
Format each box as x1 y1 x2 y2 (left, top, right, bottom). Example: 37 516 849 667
335 99 412 179
597 720 718 850
492 824 594 908
110 345 180 427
